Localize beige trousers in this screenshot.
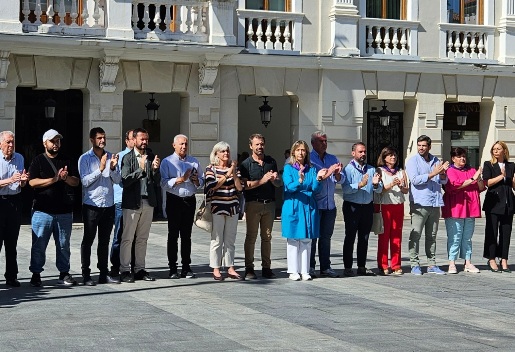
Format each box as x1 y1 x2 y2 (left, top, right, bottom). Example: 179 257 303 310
119 199 154 273
210 213 238 268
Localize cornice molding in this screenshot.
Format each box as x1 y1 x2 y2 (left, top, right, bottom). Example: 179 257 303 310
99 56 119 93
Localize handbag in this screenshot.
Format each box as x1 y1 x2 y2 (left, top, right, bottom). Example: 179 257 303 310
371 196 384 235
194 195 212 233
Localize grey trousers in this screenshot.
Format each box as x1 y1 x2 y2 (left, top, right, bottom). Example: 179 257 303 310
408 205 440 267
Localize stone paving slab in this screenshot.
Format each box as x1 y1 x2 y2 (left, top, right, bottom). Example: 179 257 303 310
1 218 515 351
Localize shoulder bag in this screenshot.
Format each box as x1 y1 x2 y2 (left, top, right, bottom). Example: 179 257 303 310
194 194 212 233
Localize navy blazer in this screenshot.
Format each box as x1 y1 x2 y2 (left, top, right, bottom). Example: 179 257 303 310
482 160 515 215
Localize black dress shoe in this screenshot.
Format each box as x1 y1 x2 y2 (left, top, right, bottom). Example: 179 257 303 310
120 271 135 283
487 261 501 273
99 275 121 284
262 268 277 279
357 267 376 276
6 278 21 287
135 270 156 281
83 277 97 286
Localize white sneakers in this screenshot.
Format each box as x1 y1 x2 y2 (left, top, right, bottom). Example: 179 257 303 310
289 273 301 281
289 273 312 281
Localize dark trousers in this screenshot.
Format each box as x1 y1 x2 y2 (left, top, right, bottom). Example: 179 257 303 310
484 211 513 260
81 204 115 276
342 201 373 268
166 193 196 272
0 196 22 280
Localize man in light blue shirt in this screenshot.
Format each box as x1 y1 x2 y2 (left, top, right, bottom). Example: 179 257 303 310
342 142 382 277
406 135 449 275
160 134 204 279
309 131 344 278
78 127 121 285
110 129 134 277
0 131 29 287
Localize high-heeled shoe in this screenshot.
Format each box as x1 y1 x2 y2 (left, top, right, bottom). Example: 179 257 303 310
488 261 501 273
500 261 512 273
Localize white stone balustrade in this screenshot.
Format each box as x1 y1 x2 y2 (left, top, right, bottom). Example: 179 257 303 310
439 23 495 61
237 9 304 54
21 0 105 36
359 18 419 57
132 0 209 42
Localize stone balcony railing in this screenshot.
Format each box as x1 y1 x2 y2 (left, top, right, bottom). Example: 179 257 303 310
132 0 208 42
10 0 236 44
439 23 496 61
237 9 304 54
359 18 419 58
21 0 105 36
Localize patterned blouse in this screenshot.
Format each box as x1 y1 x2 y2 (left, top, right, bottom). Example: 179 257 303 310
204 165 241 216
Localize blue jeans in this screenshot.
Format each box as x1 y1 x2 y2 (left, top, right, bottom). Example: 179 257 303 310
110 202 123 271
310 208 337 271
445 217 475 261
29 211 73 274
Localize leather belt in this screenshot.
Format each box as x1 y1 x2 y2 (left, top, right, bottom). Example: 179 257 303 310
252 199 274 204
141 195 149 199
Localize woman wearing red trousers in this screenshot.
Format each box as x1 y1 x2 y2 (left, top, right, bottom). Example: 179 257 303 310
375 147 409 275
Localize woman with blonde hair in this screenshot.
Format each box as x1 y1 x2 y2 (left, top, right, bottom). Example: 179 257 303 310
482 141 515 272
375 146 409 275
204 141 243 280
281 140 327 281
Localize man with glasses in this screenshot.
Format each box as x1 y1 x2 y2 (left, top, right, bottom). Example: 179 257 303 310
28 129 80 287
0 131 29 287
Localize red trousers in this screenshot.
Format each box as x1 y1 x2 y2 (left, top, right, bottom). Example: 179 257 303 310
377 203 404 270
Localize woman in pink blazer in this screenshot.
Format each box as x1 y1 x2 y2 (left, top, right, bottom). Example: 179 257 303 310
442 147 485 274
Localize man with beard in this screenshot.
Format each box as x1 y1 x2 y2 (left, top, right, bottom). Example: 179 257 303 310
78 127 121 286
28 129 80 287
0 131 29 287
342 142 382 277
160 134 203 279
119 128 161 283
406 135 449 275
239 133 282 279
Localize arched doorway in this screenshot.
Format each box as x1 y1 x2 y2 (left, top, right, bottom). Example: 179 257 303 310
15 87 84 223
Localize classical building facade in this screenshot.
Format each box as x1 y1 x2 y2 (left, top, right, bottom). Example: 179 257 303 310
1 0 514 214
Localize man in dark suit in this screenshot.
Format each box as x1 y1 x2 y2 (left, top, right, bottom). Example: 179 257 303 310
119 128 161 283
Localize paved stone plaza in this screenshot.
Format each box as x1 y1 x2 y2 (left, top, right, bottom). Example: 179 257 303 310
1 218 515 351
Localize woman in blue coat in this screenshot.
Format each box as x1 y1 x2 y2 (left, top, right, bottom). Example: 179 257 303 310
282 140 327 281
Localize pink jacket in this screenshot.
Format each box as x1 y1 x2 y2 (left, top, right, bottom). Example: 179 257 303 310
442 167 483 218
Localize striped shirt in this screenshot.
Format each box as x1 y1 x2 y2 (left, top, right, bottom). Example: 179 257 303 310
204 165 240 216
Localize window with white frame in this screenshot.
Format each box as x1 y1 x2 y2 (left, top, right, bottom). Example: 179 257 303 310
246 0 291 11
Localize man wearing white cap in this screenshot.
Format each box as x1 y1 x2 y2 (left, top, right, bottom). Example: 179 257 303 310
28 129 80 287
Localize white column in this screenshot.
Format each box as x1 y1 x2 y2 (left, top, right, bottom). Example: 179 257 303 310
498 0 515 63
105 0 134 39
209 0 236 45
0 0 23 33
330 0 360 56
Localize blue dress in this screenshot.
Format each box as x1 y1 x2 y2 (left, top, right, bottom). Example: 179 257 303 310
281 163 322 239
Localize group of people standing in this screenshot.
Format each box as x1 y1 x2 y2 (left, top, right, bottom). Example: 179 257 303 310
0 128 513 287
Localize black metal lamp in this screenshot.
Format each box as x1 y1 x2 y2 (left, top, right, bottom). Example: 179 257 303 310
145 93 160 121
457 106 468 126
379 100 390 127
259 96 273 127
44 97 56 121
